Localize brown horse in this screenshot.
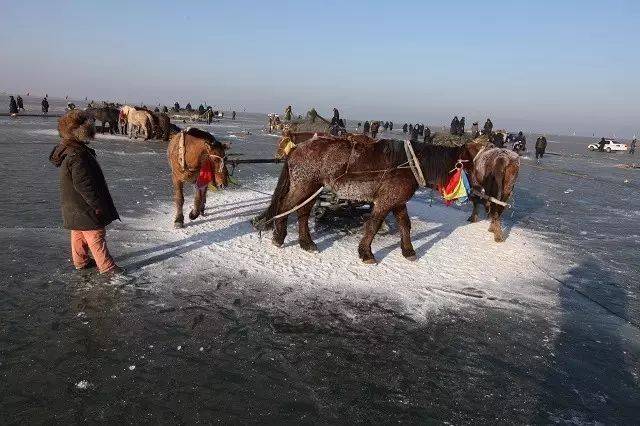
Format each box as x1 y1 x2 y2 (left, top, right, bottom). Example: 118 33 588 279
167 128 230 228
255 136 484 263
467 146 520 242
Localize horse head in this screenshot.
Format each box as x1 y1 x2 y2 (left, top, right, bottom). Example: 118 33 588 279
208 141 230 189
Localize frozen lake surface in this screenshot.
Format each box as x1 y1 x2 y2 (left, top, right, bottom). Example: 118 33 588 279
1 109 639 423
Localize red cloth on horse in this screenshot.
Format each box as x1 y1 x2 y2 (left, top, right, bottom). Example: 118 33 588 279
196 158 214 188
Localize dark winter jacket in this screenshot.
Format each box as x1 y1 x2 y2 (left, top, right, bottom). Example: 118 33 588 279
535 137 547 152
9 97 18 114
49 141 119 230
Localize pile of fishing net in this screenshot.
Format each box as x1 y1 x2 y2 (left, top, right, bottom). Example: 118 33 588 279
286 108 332 133
430 132 490 146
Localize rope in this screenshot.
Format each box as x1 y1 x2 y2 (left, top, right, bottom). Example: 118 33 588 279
271 187 324 220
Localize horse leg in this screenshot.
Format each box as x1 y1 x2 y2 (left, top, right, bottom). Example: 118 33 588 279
392 204 416 260
190 187 205 220
200 187 207 216
490 205 505 242
272 215 288 247
358 204 389 264
173 178 185 228
297 201 317 252
468 196 480 223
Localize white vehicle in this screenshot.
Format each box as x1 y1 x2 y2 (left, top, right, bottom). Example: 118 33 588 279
588 139 628 152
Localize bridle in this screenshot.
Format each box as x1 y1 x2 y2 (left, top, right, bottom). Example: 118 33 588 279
209 153 227 174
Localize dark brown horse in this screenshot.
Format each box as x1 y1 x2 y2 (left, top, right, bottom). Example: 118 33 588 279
167 128 229 228
467 146 520 242
255 136 484 263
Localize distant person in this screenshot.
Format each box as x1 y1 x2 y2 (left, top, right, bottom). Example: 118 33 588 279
389 122 393 131
232 111 236 120
459 117 465 135
410 126 419 142
515 131 527 151
67 102 76 110
408 124 414 135
370 121 380 138
16 95 24 110
331 108 340 126
471 122 479 138
402 123 408 133
174 102 180 112
206 108 213 124
450 116 460 135
198 104 205 115
535 136 547 162
154 107 160 113
284 105 292 121
492 132 505 148
363 120 370 135
48 110 123 275
423 127 431 142
356 122 361 132
41 97 49 114
185 103 192 112
383 121 389 131
598 137 606 152
483 118 493 135
9 96 18 114
630 138 636 155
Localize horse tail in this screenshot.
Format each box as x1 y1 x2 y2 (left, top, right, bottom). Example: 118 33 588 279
252 161 291 231
146 113 156 139
501 158 519 202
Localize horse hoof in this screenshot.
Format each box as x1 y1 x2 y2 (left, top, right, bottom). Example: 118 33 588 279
467 215 478 223
405 255 417 261
173 222 184 229
494 235 505 243
272 240 284 248
188 211 199 220
362 258 378 265
300 242 318 253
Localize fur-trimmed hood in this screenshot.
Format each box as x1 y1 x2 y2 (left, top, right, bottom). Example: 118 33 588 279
57 110 96 142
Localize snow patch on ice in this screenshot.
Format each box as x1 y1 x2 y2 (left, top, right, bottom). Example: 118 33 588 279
121 178 562 319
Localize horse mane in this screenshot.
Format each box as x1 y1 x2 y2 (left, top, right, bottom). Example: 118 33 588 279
377 139 463 186
184 127 222 147
414 143 465 186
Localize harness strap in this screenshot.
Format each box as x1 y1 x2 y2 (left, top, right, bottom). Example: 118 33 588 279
404 140 427 187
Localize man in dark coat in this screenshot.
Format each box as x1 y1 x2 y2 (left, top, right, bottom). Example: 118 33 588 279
331 108 340 126
232 111 236 120
186 103 193 112
535 136 548 162
450 116 460 135
410 126 419 142
48 110 122 274
389 122 393 131
459 117 466 135
402 123 408 133
41 97 49 114
483 118 493 135
363 120 370 135
598 137 606 152
9 96 18 114
16 95 24 110
174 102 180 112
423 127 431 142
162 105 169 113
198 104 205 115
630 138 636 155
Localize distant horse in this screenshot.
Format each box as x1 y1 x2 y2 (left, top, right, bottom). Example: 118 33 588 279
167 128 229 228
255 136 484 263
153 112 172 141
121 105 155 140
86 106 119 134
467 145 520 242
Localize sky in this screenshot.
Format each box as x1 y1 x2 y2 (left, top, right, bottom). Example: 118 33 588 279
1 0 639 137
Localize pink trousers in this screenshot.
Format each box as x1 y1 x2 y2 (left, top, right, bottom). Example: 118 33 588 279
70 229 116 273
